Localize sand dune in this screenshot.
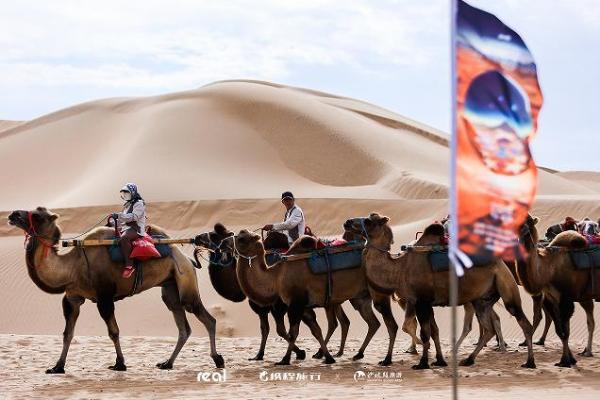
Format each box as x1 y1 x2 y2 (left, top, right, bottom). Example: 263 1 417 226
1 81 599 399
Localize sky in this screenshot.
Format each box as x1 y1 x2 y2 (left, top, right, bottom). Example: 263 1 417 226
1 0 598 171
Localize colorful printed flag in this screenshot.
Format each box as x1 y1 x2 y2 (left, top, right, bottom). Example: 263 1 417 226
449 0 543 274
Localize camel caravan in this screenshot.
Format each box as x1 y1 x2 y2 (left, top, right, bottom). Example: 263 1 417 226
6 185 600 373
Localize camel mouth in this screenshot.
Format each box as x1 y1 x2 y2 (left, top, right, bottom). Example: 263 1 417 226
7 212 25 229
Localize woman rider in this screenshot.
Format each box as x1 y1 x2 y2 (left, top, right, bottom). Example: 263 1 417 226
112 183 147 278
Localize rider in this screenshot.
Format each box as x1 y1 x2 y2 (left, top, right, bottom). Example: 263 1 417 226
112 183 147 279
262 191 306 245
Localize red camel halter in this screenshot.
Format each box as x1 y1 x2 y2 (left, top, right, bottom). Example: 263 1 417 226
23 211 55 261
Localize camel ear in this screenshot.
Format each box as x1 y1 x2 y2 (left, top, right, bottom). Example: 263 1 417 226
532 217 539 225
214 223 229 235
50 213 59 221
379 216 390 225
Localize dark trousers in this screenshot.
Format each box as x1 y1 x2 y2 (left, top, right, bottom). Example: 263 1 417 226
119 229 142 266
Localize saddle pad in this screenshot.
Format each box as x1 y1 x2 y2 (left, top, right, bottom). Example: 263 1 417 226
428 250 494 272
307 247 362 275
569 245 600 270
108 235 172 263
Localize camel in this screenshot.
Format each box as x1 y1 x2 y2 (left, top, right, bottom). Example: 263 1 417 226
225 229 398 366
345 213 536 369
516 215 597 367
194 224 350 360
507 259 594 353
8 207 224 373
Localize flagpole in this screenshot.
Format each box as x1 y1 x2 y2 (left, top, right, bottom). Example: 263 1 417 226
449 0 459 399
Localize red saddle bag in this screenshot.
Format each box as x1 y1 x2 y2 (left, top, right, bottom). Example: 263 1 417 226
130 234 161 261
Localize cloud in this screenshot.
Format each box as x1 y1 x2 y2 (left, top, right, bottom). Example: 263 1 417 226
0 0 446 91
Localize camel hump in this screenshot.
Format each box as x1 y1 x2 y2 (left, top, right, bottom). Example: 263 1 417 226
550 231 587 249
423 223 445 237
287 235 318 254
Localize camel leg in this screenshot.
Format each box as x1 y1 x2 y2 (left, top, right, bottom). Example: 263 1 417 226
271 303 306 360
46 296 85 374
275 302 306 365
156 285 191 369
536 309 552 345
520 294 545 346
459 302 496 367
495 269 536 368
334 304 350 357
349 297 381 362
187 299 225 368
373 297 398 366
397 296 420 354
491 309 507 352
456 303 474 350
301 308 335 364
544 296 576 367
313 305 338 359
402 303 420 354
248 301 270 361
413 301 434 369
97 298 127 371
578 300 594 357
430 313 448 367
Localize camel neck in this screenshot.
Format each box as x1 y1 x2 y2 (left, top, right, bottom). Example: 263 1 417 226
26 236 78 294
236 253 279 306
516 237 548 295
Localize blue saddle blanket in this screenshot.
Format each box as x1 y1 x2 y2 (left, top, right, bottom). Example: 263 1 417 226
568 245 600 270
266 242 363 274
108 235 172 263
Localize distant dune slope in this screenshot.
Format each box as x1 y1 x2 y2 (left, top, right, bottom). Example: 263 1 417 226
1 80 593 212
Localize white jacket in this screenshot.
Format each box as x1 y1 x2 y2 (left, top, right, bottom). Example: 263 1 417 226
118 200 146 236
272 205 306 244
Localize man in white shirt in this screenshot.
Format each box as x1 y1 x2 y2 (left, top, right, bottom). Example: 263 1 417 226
262 191 306 245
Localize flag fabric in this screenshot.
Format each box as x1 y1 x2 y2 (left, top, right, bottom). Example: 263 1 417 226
450 0 543 275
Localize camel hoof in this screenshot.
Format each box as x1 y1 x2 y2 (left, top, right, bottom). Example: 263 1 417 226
579 350 593 357
248 354 264 361
405 347 418 355
378 357 392 366
432 359 448 367
156 361 173 370
323 355 336 364
459 358 474 367
275 358 291 366
518 341 527 347
352 352 364 361
334 350 344 357
411 362 430 370
495 346 508 353
534 340 545 346
295 349 306 360
45 366 65 374
554 361 572 368
212 354 225 368
521 360 536 369
312 350 324 359
108 363 127 371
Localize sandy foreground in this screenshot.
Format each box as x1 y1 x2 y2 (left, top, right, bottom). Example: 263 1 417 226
1 335 599 400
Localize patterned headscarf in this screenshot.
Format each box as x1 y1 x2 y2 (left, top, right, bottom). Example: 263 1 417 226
120 183 144 204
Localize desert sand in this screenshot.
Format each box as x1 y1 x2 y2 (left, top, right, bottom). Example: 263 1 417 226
1 80 599 399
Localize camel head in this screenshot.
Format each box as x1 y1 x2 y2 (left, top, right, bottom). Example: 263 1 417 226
8 207 61 242
517 214 540 251
344 213 393 246
194 223 234 249
232 229 265 260
578 218 599 236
